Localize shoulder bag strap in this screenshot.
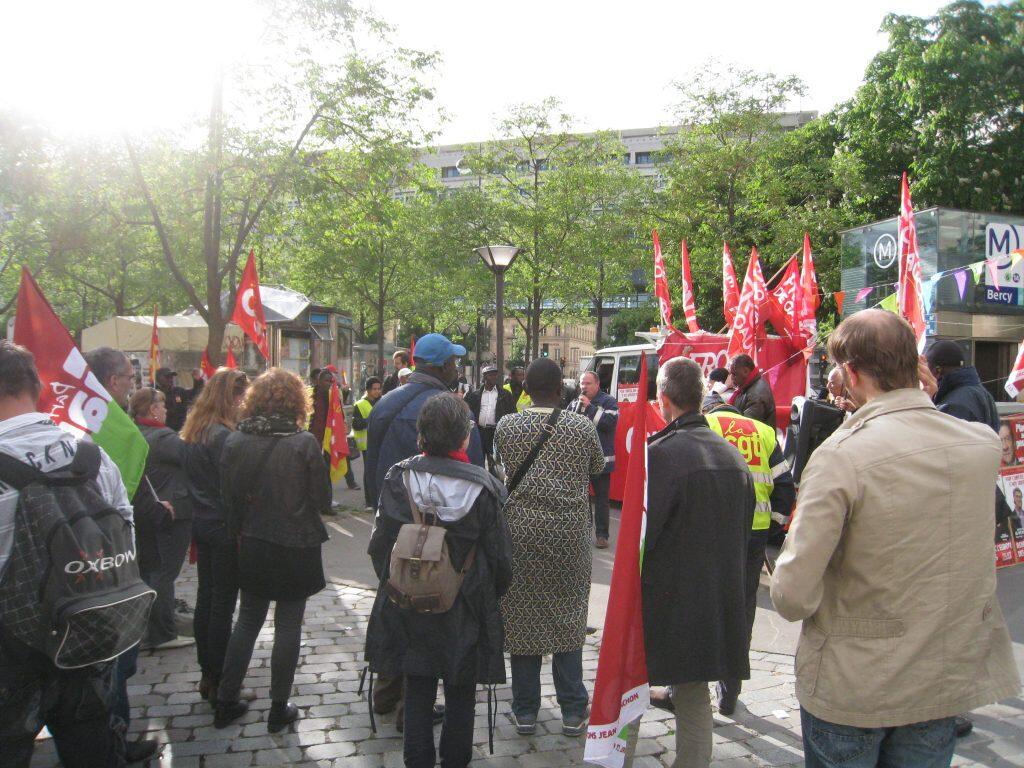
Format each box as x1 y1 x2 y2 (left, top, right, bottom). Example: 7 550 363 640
402 470 425 525
0 453 41 490
506 408 561 496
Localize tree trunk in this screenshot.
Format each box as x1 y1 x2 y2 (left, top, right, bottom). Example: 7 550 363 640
594 261 605 344
530 284 542 360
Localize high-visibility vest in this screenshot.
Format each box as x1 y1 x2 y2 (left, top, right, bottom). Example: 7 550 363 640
351 397 373 452
503 383 532 412
705 411 776 531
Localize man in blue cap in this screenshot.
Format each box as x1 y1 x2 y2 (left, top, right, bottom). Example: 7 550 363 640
362 332 485 726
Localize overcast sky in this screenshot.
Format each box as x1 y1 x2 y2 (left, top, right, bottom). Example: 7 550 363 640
2 0 957 143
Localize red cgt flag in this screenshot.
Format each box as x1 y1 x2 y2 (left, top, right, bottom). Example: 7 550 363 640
148 304 160 386
898 173 927 349
232 249 269 359
722 242 740 325
797 234 819 358
762 256 798 341
323 378 350 484
680 240 700 333
728 247 767 363
200 349 216 380
652 230 673 329
585 352 651 767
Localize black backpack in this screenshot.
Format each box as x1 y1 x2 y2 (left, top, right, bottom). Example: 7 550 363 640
0 442 155 669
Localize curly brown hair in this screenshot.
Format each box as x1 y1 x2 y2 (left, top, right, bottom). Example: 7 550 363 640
239 367 312 427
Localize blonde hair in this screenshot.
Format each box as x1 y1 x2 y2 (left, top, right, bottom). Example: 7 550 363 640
129 387 165 422
181 368 248 443
239 368 311 428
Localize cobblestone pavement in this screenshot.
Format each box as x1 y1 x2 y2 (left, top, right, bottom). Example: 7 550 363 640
29 563 1024 767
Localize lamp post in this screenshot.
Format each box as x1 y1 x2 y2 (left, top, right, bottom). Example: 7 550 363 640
475 245 520 380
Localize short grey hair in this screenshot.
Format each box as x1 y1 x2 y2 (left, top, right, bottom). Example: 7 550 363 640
417 392 472 457
656 357 705 412
84 347 131 387
579 371 598 384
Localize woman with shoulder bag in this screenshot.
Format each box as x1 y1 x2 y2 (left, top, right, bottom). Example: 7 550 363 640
365 393 513 768
181 367 249 706
494 358 605 737
214 368 331 732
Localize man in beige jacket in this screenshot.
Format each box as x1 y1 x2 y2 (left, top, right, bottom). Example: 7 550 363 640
771 310 1020 767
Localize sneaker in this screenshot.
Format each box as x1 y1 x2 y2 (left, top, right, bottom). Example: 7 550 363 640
716 681 739 717
595 536 609 549
562 713 588 737
955 715 973 738
650 687 674 713
174 599 193 614
147 636 196 651
510 712 537 735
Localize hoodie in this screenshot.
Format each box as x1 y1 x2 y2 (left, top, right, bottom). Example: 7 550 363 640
0 412 133 580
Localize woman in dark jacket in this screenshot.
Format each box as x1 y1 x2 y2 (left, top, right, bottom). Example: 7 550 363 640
213 368 331 733
365 393 512 768
181 368 249 705
129 387 195 650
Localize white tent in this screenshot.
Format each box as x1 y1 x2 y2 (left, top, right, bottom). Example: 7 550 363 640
81 315 243 354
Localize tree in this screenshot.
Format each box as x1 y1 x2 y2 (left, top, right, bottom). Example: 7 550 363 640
125 0 437 364
831 0 1024 218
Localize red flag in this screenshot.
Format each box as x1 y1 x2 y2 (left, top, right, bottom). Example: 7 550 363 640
722 242 740 325
834 291 846 315
232 249 269 358
680 240 699 333
728 248 766 362
409 335 416 363
585 353 650 767
148 304 160 386
651 230 673 329
761 257 798 340
898 174 927 349
1006 341 1024 398
798 234 819 357
323 379 350 483
225 345 238 369
200 349 216 380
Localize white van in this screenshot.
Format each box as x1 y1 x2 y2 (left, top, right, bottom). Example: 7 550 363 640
579 343 659 403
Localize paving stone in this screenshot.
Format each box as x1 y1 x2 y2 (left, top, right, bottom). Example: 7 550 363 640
304 741 358 760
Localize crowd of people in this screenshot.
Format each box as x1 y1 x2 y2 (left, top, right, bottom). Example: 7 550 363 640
0 312 1020 767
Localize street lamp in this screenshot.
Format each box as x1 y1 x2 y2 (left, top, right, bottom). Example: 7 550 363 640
475 245 520 380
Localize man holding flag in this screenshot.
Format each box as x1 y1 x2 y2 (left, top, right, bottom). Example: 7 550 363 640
623 357 754 768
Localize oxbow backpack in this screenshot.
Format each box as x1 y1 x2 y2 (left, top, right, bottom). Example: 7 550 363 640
385 471 475 614
0 442 155 668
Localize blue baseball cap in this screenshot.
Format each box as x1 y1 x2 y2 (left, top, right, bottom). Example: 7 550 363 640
412 333 467 366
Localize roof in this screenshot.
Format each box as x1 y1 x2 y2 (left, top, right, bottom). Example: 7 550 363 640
179 284 319 323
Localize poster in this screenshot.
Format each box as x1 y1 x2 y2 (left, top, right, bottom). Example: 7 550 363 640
996 413 1024 568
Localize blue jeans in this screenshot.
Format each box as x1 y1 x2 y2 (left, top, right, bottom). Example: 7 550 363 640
801 708 956 768
510 651 588 719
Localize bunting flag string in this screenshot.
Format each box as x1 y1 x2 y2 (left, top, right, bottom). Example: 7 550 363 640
855 286 874 303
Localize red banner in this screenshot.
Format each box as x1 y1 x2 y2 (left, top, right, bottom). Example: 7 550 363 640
652 230 673 329
898 173 927 348
232 249 270 359
727 247 766 362
680 240 699 333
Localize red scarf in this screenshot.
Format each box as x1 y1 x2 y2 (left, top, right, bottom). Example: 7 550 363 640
137 417 166 428
729 369 761 405
421 450 470 463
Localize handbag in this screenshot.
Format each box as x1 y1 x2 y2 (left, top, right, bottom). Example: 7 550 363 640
347 436 361 460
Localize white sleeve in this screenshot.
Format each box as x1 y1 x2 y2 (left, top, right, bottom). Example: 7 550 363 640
96 447 135 522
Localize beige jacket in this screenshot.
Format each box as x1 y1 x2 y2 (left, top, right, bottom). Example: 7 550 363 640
770 388 1020 728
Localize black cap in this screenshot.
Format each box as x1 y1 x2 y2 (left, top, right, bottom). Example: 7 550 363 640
155 367 176 378
925 340 964 368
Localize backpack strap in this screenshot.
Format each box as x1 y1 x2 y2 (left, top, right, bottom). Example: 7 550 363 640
0 441 101 490
401 470 478 575
506 408 561 496
0 453 42 490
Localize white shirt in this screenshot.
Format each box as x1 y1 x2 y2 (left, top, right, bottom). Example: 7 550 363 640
478 387 499 427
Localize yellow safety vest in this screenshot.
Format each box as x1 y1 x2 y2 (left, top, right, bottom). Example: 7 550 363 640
705 411 776 531
352 397 373 452
503 383 532 412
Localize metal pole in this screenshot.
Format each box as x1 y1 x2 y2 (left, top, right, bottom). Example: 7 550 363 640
495 268 505 379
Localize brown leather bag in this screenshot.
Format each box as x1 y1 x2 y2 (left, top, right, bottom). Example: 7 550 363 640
385 471 475 614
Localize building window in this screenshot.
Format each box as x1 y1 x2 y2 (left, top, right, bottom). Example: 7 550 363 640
635 151 652 165
441 166 460 179
554 325 561 336
623 153 631 165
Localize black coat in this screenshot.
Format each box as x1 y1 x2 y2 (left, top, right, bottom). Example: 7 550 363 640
137 423 193 521
733 373 777 428
220 427 330 548
159 381 203 432
934 366 999 432
464 386 516 427
364 455 513 685
183 423 232 523
643 413 755 685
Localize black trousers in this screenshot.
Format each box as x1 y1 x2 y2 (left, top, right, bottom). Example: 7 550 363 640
193 517 239 682
139 516 193 645
591 473 612 538
403 675 476 768
0 641 125 768
720 528 770 700
479 426 497 472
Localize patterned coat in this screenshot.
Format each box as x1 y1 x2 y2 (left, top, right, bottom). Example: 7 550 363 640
494 407 605 655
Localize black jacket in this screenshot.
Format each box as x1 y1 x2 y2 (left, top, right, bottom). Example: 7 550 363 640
365 455 513 685
382 372 401 395
733 373 777 428
159 381 203 432
934 366 999 432
220 423 330 549
183 423 232 523
136 423 193 521
464 386 516 428
643 413 755 685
